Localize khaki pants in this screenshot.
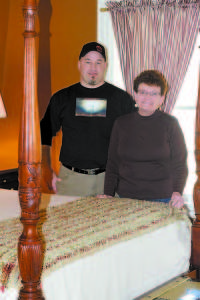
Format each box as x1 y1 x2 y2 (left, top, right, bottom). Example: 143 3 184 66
56 164 105 196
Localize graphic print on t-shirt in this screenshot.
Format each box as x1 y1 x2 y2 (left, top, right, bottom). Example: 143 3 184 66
75 98 107 117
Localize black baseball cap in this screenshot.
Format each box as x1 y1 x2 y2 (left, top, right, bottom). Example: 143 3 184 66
79 42 106 61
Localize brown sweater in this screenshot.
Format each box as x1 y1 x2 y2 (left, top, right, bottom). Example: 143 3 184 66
104 110 188 200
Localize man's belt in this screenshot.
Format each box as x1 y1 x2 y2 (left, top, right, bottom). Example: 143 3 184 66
63 164 105 175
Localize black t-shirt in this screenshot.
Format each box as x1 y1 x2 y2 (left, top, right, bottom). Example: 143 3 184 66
40 82 135 169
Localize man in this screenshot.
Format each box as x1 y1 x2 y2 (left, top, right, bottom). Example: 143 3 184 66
40 42 135 196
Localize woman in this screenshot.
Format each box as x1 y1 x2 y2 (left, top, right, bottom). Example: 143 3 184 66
103 70 188 209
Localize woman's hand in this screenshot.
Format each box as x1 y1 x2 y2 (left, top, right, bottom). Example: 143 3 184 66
169 192 184 209
97 194 113 198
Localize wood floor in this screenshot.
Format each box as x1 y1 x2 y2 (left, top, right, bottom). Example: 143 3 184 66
141 271 200 300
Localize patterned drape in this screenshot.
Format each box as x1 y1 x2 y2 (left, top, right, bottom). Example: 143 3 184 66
106 0 200 112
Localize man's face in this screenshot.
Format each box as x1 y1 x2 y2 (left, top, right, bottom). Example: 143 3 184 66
134 83 165 116
78 51 107 88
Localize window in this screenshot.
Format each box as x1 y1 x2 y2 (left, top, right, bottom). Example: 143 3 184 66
172 34 199 216
97 0 199 216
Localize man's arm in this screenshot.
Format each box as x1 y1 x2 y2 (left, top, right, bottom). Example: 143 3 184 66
41 145 54 193
40 94 62 193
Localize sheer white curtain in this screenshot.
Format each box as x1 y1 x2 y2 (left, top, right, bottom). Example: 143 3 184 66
97 0 125 89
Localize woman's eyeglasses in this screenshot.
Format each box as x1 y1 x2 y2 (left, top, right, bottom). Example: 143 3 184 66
137 90 161 97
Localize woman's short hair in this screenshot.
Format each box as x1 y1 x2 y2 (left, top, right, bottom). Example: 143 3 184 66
133 70 168 96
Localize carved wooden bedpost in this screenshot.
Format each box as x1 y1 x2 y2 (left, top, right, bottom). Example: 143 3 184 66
18 0 44 299
192 48 200 280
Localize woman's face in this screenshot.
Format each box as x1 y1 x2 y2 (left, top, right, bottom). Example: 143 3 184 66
134 83 165 116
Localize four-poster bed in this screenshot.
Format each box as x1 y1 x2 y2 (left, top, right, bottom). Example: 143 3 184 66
0 0 200 299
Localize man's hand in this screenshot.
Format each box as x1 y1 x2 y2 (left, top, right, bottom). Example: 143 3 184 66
41 165 61 194
41 165 54 193
41 144 60 194
52 171 61 193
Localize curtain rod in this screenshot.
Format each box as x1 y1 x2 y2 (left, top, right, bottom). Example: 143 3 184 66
100 7 109 11
100 1 200 11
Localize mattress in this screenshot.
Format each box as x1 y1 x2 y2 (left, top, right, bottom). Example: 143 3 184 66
0 189 191 300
